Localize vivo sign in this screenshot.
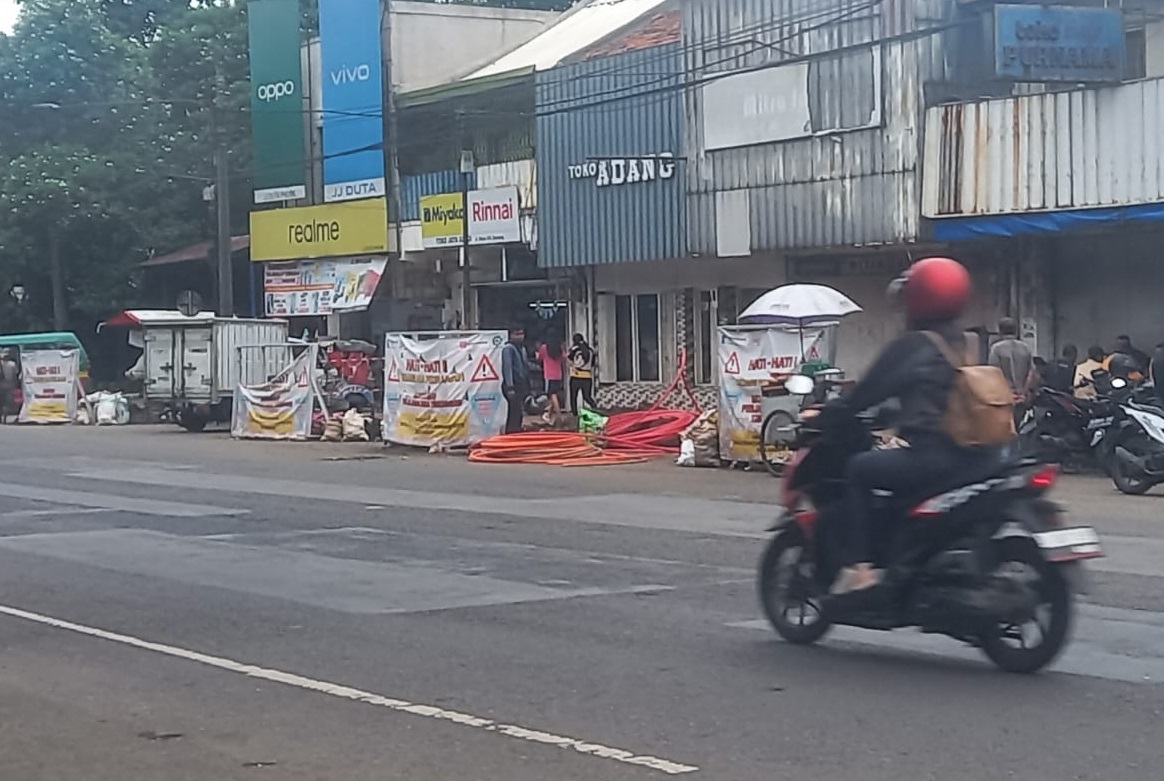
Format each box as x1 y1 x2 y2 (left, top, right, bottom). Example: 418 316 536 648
330 64 373 85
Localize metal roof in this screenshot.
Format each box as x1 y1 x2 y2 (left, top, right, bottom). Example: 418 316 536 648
464 0 671 80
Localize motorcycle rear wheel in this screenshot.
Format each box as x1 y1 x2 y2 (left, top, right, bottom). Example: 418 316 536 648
978 539 1072 674
1111 433 1156 496
758 531 832 645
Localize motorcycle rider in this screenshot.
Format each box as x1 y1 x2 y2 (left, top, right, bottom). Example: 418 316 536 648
812 257 1002 596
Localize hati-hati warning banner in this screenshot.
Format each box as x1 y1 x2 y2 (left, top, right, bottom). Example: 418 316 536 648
18 349 80 424
383 331 506 448
231 347 316 440
717 327 826 462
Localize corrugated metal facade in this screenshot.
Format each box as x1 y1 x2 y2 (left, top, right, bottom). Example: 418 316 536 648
922 77 1164 217
399 170 475 222
476 159 538 211
536 44 687 268
683 0 946 253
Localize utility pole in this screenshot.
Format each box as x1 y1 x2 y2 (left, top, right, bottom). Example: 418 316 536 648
382 0 403 297
459 111 473 330
213 61 234 317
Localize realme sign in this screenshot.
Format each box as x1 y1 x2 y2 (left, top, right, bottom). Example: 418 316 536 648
250 199 388 261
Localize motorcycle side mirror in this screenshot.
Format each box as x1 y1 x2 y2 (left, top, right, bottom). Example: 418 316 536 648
785 375 815 395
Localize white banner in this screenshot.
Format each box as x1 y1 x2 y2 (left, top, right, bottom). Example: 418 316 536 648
18 349 80 424
717 327 827 462
382 331 506 448
264 257 387 317
231 346 317 440
469 186 520 245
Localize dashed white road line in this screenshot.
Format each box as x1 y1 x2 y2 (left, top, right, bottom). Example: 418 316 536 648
0 603 698 776
0 508 115 519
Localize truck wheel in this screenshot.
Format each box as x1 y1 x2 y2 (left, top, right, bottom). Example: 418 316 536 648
178 413 207 432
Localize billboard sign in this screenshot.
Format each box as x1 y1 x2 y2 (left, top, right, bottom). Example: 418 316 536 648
248 0 307 204
994 5 1125 83
250 199 389 261
419 186 521 248
263 256 387 316
319 0 386 203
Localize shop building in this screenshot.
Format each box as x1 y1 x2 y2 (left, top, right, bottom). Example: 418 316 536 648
921 3 1164 358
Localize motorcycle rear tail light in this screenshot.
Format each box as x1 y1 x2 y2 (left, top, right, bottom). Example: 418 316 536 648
1028 464 1060 491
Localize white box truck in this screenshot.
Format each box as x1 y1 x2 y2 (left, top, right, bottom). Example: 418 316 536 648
139 313 289 431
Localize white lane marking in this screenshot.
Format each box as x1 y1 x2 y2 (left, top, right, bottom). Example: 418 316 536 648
0 508 115 519
0 603 698 775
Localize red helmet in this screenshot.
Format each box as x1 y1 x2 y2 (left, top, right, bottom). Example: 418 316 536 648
888 257 971 324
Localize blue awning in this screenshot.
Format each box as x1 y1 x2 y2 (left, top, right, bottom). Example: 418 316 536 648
931 202 1164 242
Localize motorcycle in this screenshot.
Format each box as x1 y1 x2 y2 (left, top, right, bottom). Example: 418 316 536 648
1019 375 1118 469
1107 381 1164 495
757 375 1104 674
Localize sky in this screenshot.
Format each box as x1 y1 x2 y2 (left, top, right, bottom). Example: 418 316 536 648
0 0 17 34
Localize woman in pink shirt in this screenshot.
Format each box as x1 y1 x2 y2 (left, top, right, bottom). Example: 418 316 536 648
537 339 566 415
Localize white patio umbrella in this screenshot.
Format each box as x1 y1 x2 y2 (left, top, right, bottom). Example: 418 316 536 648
737 284 862 326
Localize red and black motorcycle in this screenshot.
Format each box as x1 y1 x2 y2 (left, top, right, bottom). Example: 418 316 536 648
757 380 1104 673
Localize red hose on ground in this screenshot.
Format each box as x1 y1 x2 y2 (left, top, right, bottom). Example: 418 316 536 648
603 409 698 453
468 432 648 467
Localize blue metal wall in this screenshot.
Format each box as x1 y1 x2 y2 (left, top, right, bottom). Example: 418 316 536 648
536 44 687 268
400 169 475 222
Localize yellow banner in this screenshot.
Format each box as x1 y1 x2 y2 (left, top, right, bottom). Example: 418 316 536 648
250 199 388 261
419 192 465 249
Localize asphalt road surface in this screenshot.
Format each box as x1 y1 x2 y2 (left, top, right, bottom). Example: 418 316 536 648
2 425 1164 780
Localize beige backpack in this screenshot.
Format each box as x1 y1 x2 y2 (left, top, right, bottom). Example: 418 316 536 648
924 331 1016 448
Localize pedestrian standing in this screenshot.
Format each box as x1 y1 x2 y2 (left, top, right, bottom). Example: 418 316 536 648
567 333 597 411
1074 345 1107 400
501 326 530 434
1046 344 1078 393
536 338 566 417
0 349 19 424
988 318 1034 428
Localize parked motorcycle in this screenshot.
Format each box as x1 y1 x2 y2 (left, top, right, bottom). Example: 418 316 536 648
1019 376 1118 469
757 375 1104 674
1108 382 1164 495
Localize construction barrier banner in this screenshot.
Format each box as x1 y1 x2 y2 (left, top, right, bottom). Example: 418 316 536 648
231 347 316 440
18 349 79 424
717 327 827 462
383 331 507 448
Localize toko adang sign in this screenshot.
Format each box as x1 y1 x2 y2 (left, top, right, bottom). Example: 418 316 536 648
567 154 676 188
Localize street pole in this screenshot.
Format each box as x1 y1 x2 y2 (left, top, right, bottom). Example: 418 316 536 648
459 111 473 330
214 147 233 317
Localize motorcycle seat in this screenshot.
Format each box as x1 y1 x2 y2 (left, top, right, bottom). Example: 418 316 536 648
1129 401 1164 416
881 449 1016 511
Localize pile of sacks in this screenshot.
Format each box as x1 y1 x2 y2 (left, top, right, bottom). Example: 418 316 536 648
77 391 131 426
320 408 371 442
676 409 719 467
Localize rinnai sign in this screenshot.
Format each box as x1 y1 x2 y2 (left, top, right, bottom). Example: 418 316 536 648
567 154 676 188
419 186 521 248
994 5 1125 83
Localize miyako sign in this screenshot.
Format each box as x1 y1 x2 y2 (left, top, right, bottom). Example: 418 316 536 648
250 199 389 261
320 0 386 203
248 0 306 204
420 186 521 248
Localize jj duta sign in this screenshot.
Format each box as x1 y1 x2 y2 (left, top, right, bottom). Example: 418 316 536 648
994 5 1125 84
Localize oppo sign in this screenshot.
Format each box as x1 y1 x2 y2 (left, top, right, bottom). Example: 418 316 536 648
257 80 296 102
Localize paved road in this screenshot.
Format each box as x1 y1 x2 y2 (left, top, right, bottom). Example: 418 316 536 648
1 425 1163 780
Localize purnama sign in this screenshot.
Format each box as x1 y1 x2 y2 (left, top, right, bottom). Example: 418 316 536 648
248 0 306 204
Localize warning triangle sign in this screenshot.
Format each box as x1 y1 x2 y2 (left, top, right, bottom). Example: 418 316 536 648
386 360 401 383
470 354 500 383
724 351 741 375
806 343 821 361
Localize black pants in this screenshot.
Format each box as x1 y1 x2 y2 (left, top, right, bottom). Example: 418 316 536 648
571 377 596 411
841 438 998 567
504 388 526 434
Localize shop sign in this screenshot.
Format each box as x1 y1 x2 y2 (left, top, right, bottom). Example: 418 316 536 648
18 349 80 424
567 154 676 188
419 186 520 248
319 0 385 202
994 5 1124 83
250 198 388 261
263 256 387 316
382 330 507 448
247 0 307 204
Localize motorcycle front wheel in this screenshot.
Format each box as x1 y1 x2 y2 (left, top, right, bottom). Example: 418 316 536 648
978 539 1072 674
757 530 832 645
1110 432 1156 496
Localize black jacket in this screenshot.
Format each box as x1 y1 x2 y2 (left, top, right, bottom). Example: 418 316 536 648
824 324 964 445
